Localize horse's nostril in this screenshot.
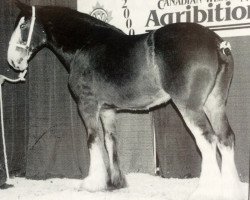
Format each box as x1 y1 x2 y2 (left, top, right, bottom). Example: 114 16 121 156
10 60 20 70
11 60 15 67
18 58 23 64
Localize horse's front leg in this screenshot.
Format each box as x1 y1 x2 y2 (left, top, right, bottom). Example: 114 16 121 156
77 100 109 192
100 109 127 189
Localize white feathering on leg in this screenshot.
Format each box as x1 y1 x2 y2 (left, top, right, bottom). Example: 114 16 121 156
79 141 108 192
219 146 245 200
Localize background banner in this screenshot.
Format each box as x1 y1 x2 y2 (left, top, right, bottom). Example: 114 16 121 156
78 0 250 37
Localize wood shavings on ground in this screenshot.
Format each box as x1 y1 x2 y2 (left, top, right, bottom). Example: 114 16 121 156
0 173 248 200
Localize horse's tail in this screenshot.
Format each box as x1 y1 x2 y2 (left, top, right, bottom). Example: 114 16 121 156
217 40 234 75
210 40 234 104
218 41 233 63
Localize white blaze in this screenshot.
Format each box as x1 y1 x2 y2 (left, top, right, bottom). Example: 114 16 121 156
7 17 29 71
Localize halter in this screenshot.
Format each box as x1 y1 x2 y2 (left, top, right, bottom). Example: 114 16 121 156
9 6 36 50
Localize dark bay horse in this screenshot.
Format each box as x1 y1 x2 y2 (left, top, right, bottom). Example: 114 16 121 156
7 1 244 199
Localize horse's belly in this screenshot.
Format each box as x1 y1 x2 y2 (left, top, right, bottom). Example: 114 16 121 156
144 89 171 109
115 89 171 110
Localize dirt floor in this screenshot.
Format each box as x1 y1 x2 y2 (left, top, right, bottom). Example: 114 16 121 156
0 173 248 200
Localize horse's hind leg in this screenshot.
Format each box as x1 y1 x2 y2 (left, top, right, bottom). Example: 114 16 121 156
204 63 244 200
173 103 222 200
77 101 109 192
204 104 244 200
100 109 127 189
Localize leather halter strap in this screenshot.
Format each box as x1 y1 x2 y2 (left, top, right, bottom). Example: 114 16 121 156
9 6 36 50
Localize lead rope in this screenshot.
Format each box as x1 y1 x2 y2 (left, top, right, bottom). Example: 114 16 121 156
0 70 27 184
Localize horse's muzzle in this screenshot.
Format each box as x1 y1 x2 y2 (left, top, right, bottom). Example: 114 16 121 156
8 58 28 71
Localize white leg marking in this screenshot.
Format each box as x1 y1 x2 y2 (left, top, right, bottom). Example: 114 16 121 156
105 134 114 169
190 142 222 199
183 119 222 200
101 109 126 188
105 134 121 186
101 110 116 169
219 146 245 200
79 141 108 192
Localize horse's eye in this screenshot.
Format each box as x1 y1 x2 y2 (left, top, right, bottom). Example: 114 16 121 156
20 24 26 29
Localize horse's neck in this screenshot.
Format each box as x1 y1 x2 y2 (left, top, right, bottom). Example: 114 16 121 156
46 29 85 69
47 43 73 71
46 18 111 70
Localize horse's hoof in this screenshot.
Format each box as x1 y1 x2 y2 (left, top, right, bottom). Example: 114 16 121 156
108 170 127 190
78 175 108 192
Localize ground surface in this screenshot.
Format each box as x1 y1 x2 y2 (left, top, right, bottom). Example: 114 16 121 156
0 173 248 200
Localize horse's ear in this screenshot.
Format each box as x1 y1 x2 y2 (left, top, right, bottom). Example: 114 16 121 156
14 0 31 15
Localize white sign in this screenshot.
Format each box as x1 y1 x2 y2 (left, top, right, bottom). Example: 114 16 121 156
77 0 250 37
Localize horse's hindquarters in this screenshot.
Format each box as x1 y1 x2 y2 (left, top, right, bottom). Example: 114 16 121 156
154 23 220 107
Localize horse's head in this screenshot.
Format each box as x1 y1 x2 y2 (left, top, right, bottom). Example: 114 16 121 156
8 1 47 71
